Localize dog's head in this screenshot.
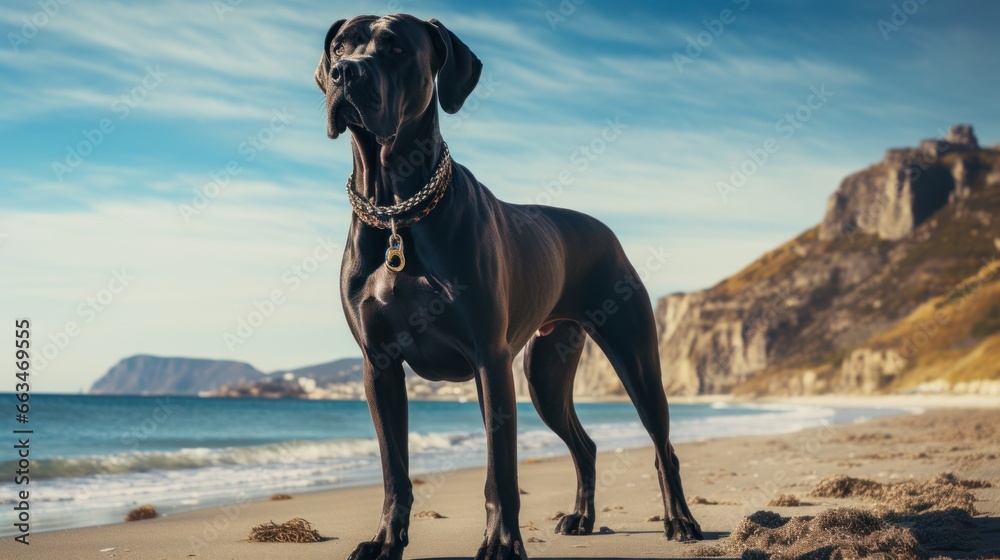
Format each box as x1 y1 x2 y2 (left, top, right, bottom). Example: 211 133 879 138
315 14 481 145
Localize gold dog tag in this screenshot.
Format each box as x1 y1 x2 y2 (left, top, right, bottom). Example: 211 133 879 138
385 233 405 272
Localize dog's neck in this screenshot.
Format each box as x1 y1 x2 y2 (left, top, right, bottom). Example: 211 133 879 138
348 109 446 207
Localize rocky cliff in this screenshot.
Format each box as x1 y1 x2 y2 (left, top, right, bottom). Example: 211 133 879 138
819 124 980 241
568 125 1000 397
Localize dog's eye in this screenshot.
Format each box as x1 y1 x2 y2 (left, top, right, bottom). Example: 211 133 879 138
333 43 345 57
391 46 404 55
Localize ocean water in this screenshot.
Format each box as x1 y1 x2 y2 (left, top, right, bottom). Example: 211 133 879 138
0 394 907 535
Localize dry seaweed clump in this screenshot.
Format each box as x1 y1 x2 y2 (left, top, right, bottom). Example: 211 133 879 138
414 510 447 519
692 508 926 560
694 472 991 559
125 504 157 522
933 472 992 489
248 518 323 543
766 494 802 507
810 473 980 514
688 495 718 505
809 474 883 499
270 494 292 501
884 508 979 552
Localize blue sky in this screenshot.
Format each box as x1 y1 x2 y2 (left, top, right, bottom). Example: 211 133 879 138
2 0 998 392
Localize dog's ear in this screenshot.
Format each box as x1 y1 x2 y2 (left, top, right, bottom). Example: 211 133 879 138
425 18 482 114
315 19 346 93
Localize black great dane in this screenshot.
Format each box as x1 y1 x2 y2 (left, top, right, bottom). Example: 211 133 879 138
314 13 703 560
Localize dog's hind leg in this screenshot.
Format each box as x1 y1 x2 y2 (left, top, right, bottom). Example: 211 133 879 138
523 321 597 535
584 286 704 542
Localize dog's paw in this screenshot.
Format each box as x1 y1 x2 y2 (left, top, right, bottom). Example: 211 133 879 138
554 511 594 535
663 516 703 542
347 540 404 560
474 537 529 560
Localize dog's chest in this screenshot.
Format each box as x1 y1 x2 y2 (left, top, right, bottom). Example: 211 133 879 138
359 267 475 381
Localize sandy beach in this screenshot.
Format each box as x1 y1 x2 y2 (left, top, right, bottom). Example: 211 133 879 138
4 399 999 559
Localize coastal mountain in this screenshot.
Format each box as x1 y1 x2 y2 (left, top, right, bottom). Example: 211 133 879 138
569 124 1000 397
269 358 364 385
88 355 455 398
91 126 1000 399
89 355 265 395
88 356 364 397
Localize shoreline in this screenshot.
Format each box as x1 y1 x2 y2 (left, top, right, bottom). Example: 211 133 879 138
4 397 998 559
4 396 916 538
752 392 1000 409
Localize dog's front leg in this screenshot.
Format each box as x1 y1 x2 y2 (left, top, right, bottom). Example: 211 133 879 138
348 358 411 560
475 353 528 560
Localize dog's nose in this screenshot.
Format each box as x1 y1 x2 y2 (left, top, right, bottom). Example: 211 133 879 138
330 60 359 85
